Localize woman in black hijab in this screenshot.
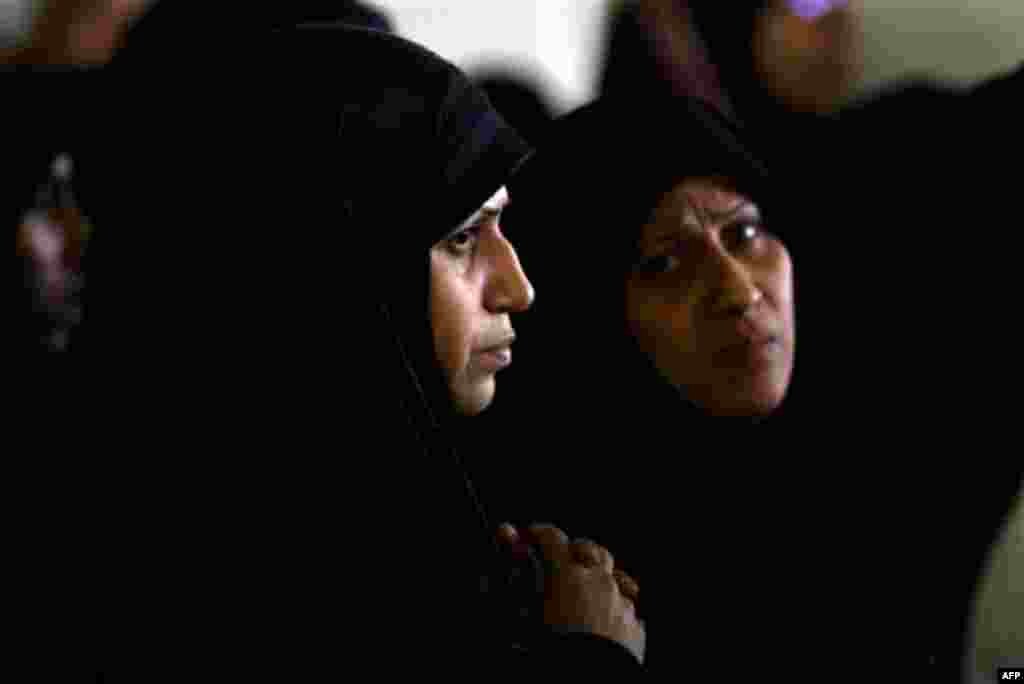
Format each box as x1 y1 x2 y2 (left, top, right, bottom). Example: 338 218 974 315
683 9 1023 678
5 19 651 673
470 95 801 674
328 27 649 673
477 90 1007 679
484 84 1023 680
492 95 792 432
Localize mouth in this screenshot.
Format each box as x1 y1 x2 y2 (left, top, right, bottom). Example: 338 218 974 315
714 334 782 370
475 335 516 372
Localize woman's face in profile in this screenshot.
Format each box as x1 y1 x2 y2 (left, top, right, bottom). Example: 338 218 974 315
625 177 795 418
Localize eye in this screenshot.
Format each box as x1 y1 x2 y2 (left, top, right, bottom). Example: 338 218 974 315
444 227 480 257
636 254 680 274
723 222 763 253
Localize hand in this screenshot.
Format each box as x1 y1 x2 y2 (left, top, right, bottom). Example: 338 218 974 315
497 522 646 664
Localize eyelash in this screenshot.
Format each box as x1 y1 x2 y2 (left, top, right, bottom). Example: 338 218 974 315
637 254 679 274
445 226 481 257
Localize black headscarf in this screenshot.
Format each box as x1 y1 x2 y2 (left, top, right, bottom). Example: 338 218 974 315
5 24 641 674
325 22 533 621
502 95 780 442
43 24 547 667
280 1 395 32
329 28 531 432
598 1 735 117
686 1 773 123
473 71 556 147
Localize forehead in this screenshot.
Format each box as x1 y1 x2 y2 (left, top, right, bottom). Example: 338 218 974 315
640 178 758 244
656 177 750 215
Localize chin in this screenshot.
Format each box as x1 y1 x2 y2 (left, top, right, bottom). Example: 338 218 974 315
453 379 496 417
707 386 787 419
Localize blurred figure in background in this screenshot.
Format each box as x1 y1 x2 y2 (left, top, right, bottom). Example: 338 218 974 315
598 0 733 114
15 152 91 351
1 0 393 66
0 0 153 65
689 0 863 119
472 69 556 146
599 1 862 123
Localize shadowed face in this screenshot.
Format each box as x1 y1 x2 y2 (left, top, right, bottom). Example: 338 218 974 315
430 187 535 416
626 177 795 417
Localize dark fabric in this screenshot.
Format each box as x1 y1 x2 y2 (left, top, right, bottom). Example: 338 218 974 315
112 2 393 61
759 65 1024 681
473 72 556 147
277 1 395 32
599 1 676 103
599 0 734 116
686 1 770 123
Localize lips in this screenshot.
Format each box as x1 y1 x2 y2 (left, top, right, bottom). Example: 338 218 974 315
713 320 782 370
476 346 512 372
713 338 779 371
475 335 515 372
732 317 777 345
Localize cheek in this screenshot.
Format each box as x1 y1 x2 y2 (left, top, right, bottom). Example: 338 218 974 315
630 297 698 376
763 250 796 325
430 268 477 379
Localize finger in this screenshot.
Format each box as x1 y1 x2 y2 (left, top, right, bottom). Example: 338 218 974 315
524 523 572 567
570 538 614 574
496 522 519 546
497 523 535 563
613 569 640 602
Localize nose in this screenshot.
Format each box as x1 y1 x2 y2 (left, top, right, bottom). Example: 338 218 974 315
484 233 535 314
705 248 762 318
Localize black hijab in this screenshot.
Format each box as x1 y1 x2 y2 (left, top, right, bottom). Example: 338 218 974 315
502 94 780 444
686 1 773 123
38 24 542 667
111 1 393 65
326 21 533 610
329 28 531 431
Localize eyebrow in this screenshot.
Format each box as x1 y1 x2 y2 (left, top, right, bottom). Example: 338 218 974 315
693 200 759 224
647 201 759 245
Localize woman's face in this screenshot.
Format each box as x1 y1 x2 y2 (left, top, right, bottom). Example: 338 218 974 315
430 187 535 416
625 177 795 418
